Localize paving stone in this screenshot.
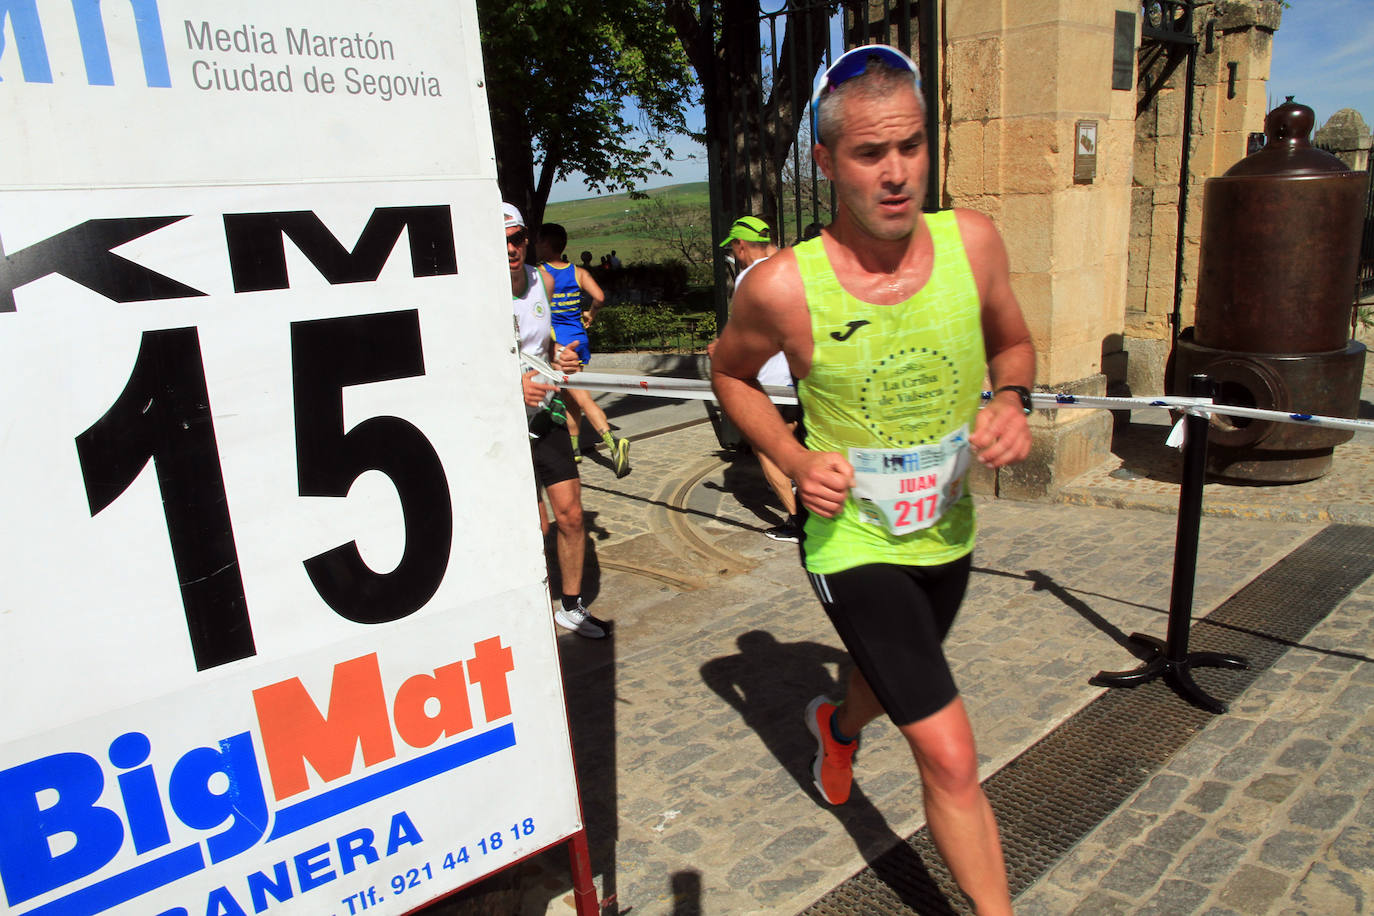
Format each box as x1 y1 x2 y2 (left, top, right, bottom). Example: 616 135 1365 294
1288 791 1357 829
1137 878 1212 916
1088 813 1165 851
1259 829 1324 871
1175 837 1247 884
1243 772 1300 804
1132 773 1192 814
1331 822 1374 873
1144 810 1208 854
1217 863 1292 912
1290 862 1369 913
1275 737 1333 770
1342 724 1374 758
1068 889 1135 915
1184 780 1231 814
1098 843 1174 896
1209 744 1273 781
1332 683 1374 712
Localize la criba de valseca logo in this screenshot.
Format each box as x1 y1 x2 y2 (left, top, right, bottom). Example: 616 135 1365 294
0 639 516 914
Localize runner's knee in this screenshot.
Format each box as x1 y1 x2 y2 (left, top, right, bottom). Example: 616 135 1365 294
552 499 583 533
907 725 981 798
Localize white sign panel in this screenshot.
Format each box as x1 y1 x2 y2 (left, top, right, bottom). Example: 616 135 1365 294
1 3 584 915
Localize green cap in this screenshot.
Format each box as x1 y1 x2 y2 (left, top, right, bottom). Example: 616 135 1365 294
719 216 772 247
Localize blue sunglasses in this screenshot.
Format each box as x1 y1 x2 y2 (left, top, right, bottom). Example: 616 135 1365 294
810 44 922 145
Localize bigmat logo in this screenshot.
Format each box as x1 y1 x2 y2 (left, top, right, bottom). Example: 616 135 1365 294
0 0 171 87
0 639 518 915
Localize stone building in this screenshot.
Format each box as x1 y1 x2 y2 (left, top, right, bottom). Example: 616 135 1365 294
1315 108 1372 173
936 0 1286 496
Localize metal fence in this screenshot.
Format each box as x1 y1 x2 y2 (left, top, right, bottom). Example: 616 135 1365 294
1359 152 1374 304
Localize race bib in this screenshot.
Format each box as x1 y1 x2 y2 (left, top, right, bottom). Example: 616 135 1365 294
849 425 971 535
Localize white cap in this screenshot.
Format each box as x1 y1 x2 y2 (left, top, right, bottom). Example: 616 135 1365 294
502 202 525 229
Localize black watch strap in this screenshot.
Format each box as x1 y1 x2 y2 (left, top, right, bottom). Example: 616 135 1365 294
995 385 1033 414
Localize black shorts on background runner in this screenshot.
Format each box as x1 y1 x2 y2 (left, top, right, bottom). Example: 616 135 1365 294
530 423 578 487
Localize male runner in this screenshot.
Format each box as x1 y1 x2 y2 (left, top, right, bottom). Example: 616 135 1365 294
717 216 799 542
506 203 606 639
710 46 1034 914
537 223 632 478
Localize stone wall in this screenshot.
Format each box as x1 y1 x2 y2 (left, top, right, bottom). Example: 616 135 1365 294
945 1 1137 497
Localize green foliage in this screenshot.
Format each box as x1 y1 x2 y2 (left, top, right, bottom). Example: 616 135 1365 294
590 302 714 352
477 0 695 221
623 197 715 284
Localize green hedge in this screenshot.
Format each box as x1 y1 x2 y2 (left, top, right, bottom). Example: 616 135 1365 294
591 305 716 352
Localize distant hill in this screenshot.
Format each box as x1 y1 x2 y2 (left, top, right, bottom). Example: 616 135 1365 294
544 182 709 265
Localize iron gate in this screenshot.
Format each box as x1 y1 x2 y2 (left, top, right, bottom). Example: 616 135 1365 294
706 1 935 322
1359 152 1374 305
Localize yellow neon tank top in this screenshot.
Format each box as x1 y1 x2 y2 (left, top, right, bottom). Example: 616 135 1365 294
796 210 985 574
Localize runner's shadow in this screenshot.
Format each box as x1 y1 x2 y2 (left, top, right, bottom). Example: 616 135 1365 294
704 451 786 529
700 630 959 914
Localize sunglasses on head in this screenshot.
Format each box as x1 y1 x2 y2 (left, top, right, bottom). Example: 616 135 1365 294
507 229 528 247
810 44 922 144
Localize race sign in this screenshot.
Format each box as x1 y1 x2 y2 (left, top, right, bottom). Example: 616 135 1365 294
0 3 584 915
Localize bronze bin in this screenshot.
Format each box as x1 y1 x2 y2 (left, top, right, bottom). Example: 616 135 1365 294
1175 100 1367 482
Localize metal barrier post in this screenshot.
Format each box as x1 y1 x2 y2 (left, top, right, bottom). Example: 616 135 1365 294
1090 373 1249 713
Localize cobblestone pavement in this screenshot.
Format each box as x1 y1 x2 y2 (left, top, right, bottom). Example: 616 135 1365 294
457 412 1374 916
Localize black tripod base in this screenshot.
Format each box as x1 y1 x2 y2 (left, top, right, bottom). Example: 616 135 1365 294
1090 633 1249 714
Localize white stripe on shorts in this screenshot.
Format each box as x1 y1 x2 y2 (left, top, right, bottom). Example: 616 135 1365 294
809 571 834 606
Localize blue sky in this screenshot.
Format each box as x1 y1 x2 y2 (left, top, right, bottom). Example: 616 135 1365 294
549 7 1374 203
1267 0 1374 128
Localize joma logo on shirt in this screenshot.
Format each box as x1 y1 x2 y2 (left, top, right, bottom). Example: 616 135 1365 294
830 320 870 342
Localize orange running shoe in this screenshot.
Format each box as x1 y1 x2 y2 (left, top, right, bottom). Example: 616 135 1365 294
805 696 858 804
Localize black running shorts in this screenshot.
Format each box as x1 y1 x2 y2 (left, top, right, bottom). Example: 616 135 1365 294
804 554 973 726
530 423 579 487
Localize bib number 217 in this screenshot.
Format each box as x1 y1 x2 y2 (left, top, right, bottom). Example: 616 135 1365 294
75 309 453 671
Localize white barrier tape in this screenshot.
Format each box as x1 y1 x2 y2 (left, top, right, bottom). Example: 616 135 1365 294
519 352 798 404
519 352 1371 434
979 390 1374 435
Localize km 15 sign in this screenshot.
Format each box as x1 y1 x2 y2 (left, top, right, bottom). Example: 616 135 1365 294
1 3 584 915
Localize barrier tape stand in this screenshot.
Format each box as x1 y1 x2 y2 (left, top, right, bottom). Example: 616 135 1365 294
1087 374 1249 713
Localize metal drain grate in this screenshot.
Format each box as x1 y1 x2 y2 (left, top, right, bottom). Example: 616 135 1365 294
799 524 1374 915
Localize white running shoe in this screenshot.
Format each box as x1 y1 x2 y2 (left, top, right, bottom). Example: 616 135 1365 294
554 600 606 639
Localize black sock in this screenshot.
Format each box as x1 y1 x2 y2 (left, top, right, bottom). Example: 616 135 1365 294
830 708 857 744
561 595 582 612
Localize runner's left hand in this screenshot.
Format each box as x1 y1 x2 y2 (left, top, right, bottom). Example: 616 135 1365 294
971 400 1031 468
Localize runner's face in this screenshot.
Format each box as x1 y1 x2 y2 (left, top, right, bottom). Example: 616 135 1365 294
506 225 528 276
816 89 927 242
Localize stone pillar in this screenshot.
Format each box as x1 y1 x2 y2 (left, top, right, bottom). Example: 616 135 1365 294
1121 0 1281 399
945 1 1135 498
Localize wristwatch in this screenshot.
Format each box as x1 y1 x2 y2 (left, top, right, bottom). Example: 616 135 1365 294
995 385 1033 414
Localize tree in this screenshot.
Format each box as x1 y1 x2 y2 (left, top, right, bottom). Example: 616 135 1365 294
625 196 715 283
476 0 695 229
664 1 833 224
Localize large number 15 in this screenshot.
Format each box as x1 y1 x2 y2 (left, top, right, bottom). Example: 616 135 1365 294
75 310 453 671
